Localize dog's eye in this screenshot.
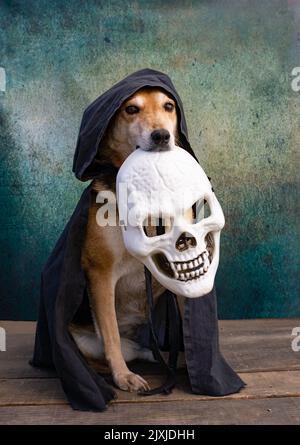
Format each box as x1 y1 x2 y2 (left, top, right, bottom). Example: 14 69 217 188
164 102 174 112
125 105 139 115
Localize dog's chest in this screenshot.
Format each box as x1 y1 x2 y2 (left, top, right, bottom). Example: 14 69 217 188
115 256 164 338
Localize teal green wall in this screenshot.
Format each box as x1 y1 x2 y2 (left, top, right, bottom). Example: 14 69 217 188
0 0 299 320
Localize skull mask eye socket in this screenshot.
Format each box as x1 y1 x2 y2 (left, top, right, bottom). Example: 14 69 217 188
189 198 211 223
143 214 173 237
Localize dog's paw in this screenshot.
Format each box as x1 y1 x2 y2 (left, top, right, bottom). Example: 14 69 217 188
113 370 150 392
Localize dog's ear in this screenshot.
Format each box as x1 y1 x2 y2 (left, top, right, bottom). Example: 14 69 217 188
171 102 182 147
174 117 183 148
93 114 117 165
80 134 117 181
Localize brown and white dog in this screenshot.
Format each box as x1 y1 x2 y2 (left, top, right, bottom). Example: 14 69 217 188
70 87 185 392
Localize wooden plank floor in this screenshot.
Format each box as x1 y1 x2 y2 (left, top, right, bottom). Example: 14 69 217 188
0 319 299 425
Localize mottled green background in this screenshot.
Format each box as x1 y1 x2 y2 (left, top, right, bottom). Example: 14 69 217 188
0 0 299 320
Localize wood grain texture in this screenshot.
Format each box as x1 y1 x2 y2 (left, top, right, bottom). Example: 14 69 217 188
0 397 299 425
0 370 300 407
0 320 299 424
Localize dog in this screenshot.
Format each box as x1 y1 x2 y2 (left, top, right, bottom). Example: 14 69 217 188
70 87 186 392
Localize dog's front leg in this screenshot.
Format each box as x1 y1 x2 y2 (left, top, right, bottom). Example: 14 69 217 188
87 268 150 392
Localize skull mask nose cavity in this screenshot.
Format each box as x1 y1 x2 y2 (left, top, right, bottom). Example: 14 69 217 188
175 232 197 252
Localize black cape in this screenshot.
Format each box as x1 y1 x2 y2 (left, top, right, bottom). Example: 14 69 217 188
31 68 245 411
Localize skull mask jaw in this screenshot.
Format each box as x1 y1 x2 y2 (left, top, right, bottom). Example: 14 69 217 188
117 147 225 298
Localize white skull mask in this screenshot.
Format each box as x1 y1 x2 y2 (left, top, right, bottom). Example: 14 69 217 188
116 147 225 298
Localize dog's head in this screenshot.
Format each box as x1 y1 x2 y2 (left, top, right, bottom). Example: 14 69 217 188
99 87 180 167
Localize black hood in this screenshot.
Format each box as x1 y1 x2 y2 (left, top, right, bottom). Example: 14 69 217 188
73 68 196 181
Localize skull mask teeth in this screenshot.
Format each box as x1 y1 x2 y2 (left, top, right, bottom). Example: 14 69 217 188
117 147 225 298
154 232 214 282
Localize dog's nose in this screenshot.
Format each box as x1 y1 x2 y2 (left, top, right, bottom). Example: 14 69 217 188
151 129 170 145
